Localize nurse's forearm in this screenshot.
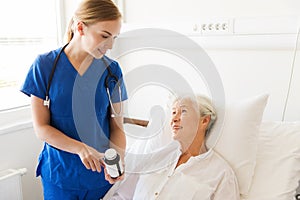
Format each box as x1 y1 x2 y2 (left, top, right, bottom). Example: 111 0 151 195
110 128 126 158
109 102 126 158
35 124 85 154
35 125 103 172
30 95 84 154
30 95 103 172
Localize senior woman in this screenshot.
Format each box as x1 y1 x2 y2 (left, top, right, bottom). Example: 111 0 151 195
104 94 240 200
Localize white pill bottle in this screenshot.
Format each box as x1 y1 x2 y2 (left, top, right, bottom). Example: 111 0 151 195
104 148 124 179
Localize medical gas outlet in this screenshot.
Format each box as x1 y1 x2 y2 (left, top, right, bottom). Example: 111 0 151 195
192 19 233 35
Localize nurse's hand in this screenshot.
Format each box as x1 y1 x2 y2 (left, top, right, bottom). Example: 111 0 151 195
104 167 125 184
77 143 105 173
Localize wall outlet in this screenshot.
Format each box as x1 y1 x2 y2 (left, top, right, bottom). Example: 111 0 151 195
200 19 234 35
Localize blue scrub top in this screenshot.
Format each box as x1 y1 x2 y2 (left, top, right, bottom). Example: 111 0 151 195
20 46 128 190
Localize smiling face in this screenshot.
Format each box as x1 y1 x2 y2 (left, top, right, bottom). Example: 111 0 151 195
170 98 200 147
79 18 122 59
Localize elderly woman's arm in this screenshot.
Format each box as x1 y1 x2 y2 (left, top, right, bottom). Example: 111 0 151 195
102 173 139 200
211 172 240 200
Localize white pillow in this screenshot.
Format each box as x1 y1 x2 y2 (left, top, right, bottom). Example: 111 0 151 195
124 94 269 197
206 94 269 197
245 121 300 200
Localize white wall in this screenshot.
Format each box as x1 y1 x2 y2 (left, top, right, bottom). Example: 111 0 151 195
116 1 300 122
124 0 300 23
114 32 300 121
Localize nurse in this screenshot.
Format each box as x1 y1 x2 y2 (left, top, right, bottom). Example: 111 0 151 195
20 0 127 199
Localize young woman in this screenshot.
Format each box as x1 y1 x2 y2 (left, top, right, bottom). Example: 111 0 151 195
20 0 127 199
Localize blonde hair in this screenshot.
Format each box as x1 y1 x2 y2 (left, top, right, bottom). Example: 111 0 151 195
66 0 122 42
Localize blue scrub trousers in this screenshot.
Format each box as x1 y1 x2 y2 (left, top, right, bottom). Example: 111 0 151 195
42 179 112 200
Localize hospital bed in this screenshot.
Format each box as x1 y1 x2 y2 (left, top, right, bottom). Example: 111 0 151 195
114 16 300 199
123 95 300 200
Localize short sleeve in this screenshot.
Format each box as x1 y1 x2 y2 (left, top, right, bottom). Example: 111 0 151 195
20 54 52 100
106 59 128 103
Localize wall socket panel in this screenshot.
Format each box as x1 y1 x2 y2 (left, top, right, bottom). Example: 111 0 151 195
192 19 234 35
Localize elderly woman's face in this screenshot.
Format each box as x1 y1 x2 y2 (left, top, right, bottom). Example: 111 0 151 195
170 98 200 144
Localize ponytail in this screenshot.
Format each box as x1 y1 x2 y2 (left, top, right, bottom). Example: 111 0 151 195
66 18 75 43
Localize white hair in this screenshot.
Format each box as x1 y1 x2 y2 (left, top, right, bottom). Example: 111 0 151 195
170 94 217 136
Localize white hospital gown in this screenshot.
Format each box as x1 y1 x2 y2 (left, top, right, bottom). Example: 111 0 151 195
104 141 240 200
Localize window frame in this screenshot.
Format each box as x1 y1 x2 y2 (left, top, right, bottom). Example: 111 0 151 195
0 0 64 133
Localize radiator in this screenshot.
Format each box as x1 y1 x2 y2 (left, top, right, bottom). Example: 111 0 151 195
0 168 27 200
